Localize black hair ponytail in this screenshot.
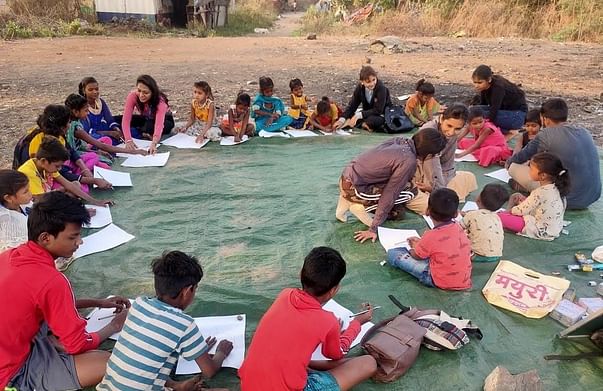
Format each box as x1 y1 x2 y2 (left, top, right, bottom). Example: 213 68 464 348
531 152 571 197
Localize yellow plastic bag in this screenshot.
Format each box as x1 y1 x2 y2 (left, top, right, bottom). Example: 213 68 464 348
482 260 570 319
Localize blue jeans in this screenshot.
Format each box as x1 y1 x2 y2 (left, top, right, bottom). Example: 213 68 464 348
473 105 526 133
387 247 434 287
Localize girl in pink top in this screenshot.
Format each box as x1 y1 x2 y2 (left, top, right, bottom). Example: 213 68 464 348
122 75 174 154
456 106 512 167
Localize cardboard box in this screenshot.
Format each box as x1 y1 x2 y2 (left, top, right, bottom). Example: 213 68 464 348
550 299 587 327
577 297 603 314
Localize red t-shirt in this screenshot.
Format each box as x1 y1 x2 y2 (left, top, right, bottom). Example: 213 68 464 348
414 222 472 290
238 288 361 391
0 242 100 387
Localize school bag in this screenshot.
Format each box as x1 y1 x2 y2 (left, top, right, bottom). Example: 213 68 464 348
389 295 482 351
360 312 426 382
12 134 29 169
384 105 414 133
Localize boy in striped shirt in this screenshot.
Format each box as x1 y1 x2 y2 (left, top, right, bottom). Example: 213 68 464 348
97 251 233 390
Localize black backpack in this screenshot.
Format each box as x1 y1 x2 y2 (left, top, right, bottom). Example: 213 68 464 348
384 105 414 133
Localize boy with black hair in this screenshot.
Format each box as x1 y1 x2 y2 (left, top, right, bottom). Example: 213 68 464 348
0 192 130 390
18 136 112 206
239 246 377 391
460 184 509 263
98 250 233 391
387 188 472 290
507 97 600 209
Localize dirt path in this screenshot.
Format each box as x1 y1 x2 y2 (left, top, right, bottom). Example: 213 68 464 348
0 34 602 168
264 12 304 37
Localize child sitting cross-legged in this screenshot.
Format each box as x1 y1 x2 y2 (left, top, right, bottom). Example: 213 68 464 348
239 246 377 391
97 250 233 391
387 188 472 290
498 152 569 241
288 78 312 129
252 76 293 133
460 183 509 263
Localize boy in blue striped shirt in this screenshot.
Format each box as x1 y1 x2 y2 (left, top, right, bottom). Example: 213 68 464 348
97 251 233 390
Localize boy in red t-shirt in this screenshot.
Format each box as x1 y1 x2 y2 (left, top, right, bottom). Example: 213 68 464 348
0 192 129 390
239 247 377 391
387 189 472 290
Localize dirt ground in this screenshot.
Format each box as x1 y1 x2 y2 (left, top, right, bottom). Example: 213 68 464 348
1 12 602 169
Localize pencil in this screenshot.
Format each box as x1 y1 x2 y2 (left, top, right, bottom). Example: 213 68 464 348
98 313 116 321
349 306 381 317
95 170 114 190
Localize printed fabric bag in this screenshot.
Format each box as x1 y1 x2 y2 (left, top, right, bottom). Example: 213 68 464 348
360 314 426 382
482 260 570 318
389 296 482 351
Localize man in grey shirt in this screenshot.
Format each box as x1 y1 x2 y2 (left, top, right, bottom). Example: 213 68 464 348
336 128 447 243
507 98 601 209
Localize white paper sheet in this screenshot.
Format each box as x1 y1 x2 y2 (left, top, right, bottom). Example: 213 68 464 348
258 130 290 138
311 300 374 361
285 129 319 138
423 215 435 229
121 152 170 168
485 168 512 183
116 139 162 157
84 205 113 228
319 129 352 136
377 227 420 251
162 133 209 149
117 138 155 149
454 149 479 162
74 223 135 259
175 314 247 373
220 135 249 146
93 166 133 187
397 94 412 101
85 299 134 340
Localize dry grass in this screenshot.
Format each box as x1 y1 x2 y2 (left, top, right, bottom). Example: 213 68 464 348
7 0 82 20
302 0 603 43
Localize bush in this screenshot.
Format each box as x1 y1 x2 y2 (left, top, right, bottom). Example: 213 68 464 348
214 0 277 36
298 5 339 34
374 0 602 43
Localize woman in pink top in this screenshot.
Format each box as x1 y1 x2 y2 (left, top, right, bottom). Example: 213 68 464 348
122 75 174 154
456 106 512 167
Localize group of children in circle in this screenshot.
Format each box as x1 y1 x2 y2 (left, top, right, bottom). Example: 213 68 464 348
0 62 599 391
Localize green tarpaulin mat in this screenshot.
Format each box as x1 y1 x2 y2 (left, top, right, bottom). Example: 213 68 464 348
74 132 603 390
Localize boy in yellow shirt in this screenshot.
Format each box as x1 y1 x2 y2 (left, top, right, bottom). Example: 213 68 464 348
18 136 112 207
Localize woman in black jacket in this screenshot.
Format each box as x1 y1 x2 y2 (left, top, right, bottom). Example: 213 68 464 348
471 64 528 133
336 66 392 132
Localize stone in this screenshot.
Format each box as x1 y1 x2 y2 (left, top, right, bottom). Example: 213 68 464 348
369 36 407 54
483 366 543 391
306 33 317 40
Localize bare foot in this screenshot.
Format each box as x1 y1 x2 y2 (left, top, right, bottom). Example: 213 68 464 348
361 122 373 132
